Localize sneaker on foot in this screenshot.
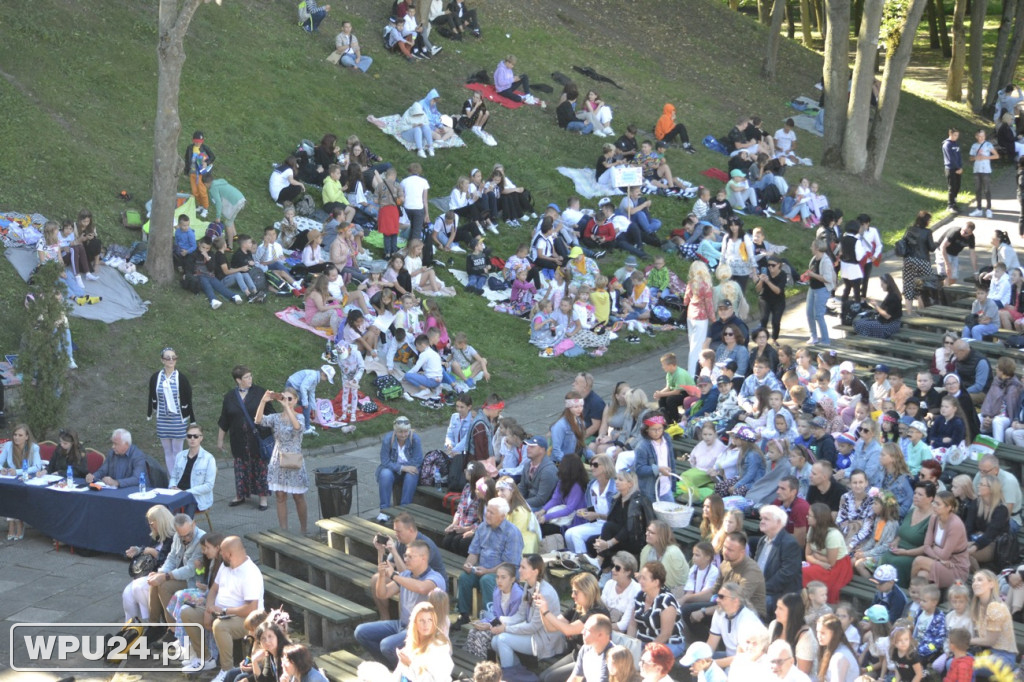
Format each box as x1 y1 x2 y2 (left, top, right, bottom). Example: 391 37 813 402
303 426 318 436
417 149 427 159
986 209 993 218
197 207 209 219
210 299 222 310
211 671 229 682
430 45 442 55
232 295 243 304
86 272 100 281
969 208 983 217
684 145 696 154
181 657 200 671
68 360 78 370
376 512 390 522
428 147 435 157
487 223 499 235
594 250 607 259
402 391 414 402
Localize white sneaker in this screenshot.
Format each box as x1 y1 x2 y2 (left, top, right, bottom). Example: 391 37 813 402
210 299 222 310
181 657 200 671
986 209 993 218
232 295 243 304
75 274 85 289
488 223 499 235
428 147 435 157
402 391 414 402
481 131 497 146
430 45 443 55
472 126 483 136
303 426 318 436
530 212 538 219
211 671 229 682
86 272 100 281
592 129 607 137
68 360 78 370
376 512 390 522
182 658 215 673
450 244 466 252
969 208 983 217
417 149 427 159
197 207 209 219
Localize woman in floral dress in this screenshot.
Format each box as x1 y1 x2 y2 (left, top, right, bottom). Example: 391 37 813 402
255 387 309 535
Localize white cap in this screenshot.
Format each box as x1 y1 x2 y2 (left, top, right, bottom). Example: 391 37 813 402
320 365 336 384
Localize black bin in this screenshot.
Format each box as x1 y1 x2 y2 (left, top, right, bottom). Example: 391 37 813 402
315 465 357 518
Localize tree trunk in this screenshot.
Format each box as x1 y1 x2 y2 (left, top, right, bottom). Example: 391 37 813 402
985 0 1017 114
926 0 941 47
800 0 815 43
151 0 205 285
968 0 989 111
763 0 790 79
843 0 885 174
852 0 864 33
759 0 772 23
731 0 740 11
996 0 1024 95
822 0 851 167
947 0 968 100
786 0 797 38
935 0 952 55
866 0 931 179
816 0 828 35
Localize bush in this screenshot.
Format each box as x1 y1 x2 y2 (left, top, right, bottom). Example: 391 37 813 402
19 261 71 439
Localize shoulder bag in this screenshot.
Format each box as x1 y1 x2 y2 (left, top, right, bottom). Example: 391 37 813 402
237 390 275 463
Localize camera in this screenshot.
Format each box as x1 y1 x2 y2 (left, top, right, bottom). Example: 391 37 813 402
759 267 768 276
375 533 389 546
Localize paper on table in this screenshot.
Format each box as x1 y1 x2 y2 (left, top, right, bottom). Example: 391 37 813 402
0 474 19 479
150 488 179 496
25 477 55 486
50 484 87 493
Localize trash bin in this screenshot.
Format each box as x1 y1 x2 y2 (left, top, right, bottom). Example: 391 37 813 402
315 465 358 518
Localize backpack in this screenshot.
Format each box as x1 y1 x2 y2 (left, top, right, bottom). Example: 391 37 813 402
419 449 451 486
294 194 316 217
1004 335 1024 349
760 182 782 205
180 273 202 294
702 135 728 155
297 1 310 23
373 374 403 401
650 305 673 324
204 222 225 241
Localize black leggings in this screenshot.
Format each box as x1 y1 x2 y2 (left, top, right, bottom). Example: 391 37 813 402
661 123 690 146
528 257 561 288
441 531 472 556
841 277 862 304
759 297 785 340
859 262 874 300
276 185 303 205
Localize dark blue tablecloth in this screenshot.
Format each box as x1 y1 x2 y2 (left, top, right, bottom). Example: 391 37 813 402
0 477 196 554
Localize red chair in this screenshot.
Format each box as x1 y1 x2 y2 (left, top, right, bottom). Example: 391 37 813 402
37 440 57 463
85 449 105 474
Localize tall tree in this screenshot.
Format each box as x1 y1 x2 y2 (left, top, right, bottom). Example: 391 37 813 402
934 0 952 56
842 0 886 174
150 0 221 286
800 0 815 44
967 0 989 111
20 262 71 440
984 0 1018 114
865 0 931 179
763 0 790 78
991 0 1024 109
822 0 851 167
946 0 968 101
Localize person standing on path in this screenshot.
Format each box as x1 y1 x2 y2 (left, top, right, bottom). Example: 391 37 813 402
943 128 963 214
969 129 998 218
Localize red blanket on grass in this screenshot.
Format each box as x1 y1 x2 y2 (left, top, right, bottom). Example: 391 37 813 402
464 83 528 109
329 390 398 423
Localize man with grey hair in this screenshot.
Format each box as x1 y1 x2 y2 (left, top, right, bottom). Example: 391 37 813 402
766 640 810 682
148 514 206 629
573 372 605 437
707 581 763 667
455 496 524 628
755 505 803 611
86 429 148 488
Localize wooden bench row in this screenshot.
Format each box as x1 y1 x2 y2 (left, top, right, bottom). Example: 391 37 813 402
261 566 374 649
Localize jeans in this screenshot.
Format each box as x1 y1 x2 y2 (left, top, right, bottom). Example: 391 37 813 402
224 271 256 293
199 275 236 303
286 381 314 430
566 120 594 134
468 273 487 289
614 230 647 259
384 233 398 256
404 372 441 390
963 322 999 340
492 632 536 667
400 124 433 152
974 173 992 210
378 467 418 510
354 620 405 667
565 521 604 553
806 287 830 343
457 571 497 615
304 8 327 32
406 207 426 241
631 212 662 234
340 53 373 72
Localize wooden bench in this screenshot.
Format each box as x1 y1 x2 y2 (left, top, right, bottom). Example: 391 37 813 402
317 649 364 682
839 575 877 607
316 514 465 591
806 344 919 373
835 336 936 365
246 529 379 603
382 504 453 546
413 484 450 512
261 566 374 649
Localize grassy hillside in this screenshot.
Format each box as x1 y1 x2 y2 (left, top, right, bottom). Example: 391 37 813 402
0 0 986 449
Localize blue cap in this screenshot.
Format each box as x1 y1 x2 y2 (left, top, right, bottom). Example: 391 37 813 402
547 203 561 213
525 436 548 449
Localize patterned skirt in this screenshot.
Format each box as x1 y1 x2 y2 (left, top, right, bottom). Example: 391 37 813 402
267 451 309 495
902 257 933 301
234 450 270 498
853 317 902 339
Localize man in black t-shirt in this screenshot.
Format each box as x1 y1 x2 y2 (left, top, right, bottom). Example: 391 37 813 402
614 124 638 160
937 221 978 284
755 256 788 341
807 461 847 516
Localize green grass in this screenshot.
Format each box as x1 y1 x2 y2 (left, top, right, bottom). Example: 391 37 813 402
0 0 995 450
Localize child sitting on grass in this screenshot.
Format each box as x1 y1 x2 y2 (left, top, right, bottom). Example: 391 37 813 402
465 236 490 295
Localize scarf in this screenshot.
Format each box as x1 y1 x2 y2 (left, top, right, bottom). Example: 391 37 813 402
160 370 180 415
574 256 588 275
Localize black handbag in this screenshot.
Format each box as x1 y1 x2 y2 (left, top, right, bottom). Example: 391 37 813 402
129 552 156 578
995 531 1021 568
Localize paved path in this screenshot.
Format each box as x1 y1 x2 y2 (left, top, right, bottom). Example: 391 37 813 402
0 170 1020 681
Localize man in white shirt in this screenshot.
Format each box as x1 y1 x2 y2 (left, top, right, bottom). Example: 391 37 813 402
180 536 264 681
856 213 883 300
707 581 763 668
403 333 444 400
766 640 811 682
401 163 431 240
773 119 800 165
568 614 614 682
968 129 998 218
254 225 300 290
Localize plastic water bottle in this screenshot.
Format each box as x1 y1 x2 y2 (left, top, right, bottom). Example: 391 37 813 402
21 459 28 481
66 465 74 489
138 471 147 493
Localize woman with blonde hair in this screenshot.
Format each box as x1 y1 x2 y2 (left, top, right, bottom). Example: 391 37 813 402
121 505 176 621
609 645 639 682
495 476 541 553
538 572 610 682
684 261 714 376
405 238 455 297
394 602 454 682
966 474 1010 571
303 274 343 336
969 569 1018 668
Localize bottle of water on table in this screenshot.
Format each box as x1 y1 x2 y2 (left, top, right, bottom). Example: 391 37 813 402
22 459 28 481
67 465 74 489
139 471 147 493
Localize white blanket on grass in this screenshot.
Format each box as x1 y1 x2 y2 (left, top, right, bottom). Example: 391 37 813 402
369 115 467 152
448 268 510 302
556 167 625 199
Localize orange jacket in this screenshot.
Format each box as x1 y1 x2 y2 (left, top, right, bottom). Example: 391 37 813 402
654 103 676 140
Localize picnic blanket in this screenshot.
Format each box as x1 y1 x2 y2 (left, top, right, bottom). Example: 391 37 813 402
556 167 625 199
464 83 536 110
0 212 47 248
367 115 467 152
448 268 510 302
792 113 823 137
275 305 332 339
326 392 398 425
789 96 820 113
4 246 150 322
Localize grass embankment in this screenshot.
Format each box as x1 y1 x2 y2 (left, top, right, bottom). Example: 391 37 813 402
0 0 987 451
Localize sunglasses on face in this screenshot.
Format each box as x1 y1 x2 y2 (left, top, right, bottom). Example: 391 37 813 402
186 434 202 439
722 332 735 337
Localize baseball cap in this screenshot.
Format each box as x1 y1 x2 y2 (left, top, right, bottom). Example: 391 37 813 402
320 365 336 384
729 169 745 178
716 375 733 385
696 375 713 385
908 421 928 435
864 604 890 623
569 246 584 259
547 203 561 213
598 197 612 207
839 361 855 374
525 435 548 449
624 255 638 267
681 641 714 666
810 416 827 429
873 364 890 374
871 564 898 583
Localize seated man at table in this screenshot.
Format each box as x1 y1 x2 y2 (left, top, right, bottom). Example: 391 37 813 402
148 514 206 631
86 429 147 488
180 536 263 677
